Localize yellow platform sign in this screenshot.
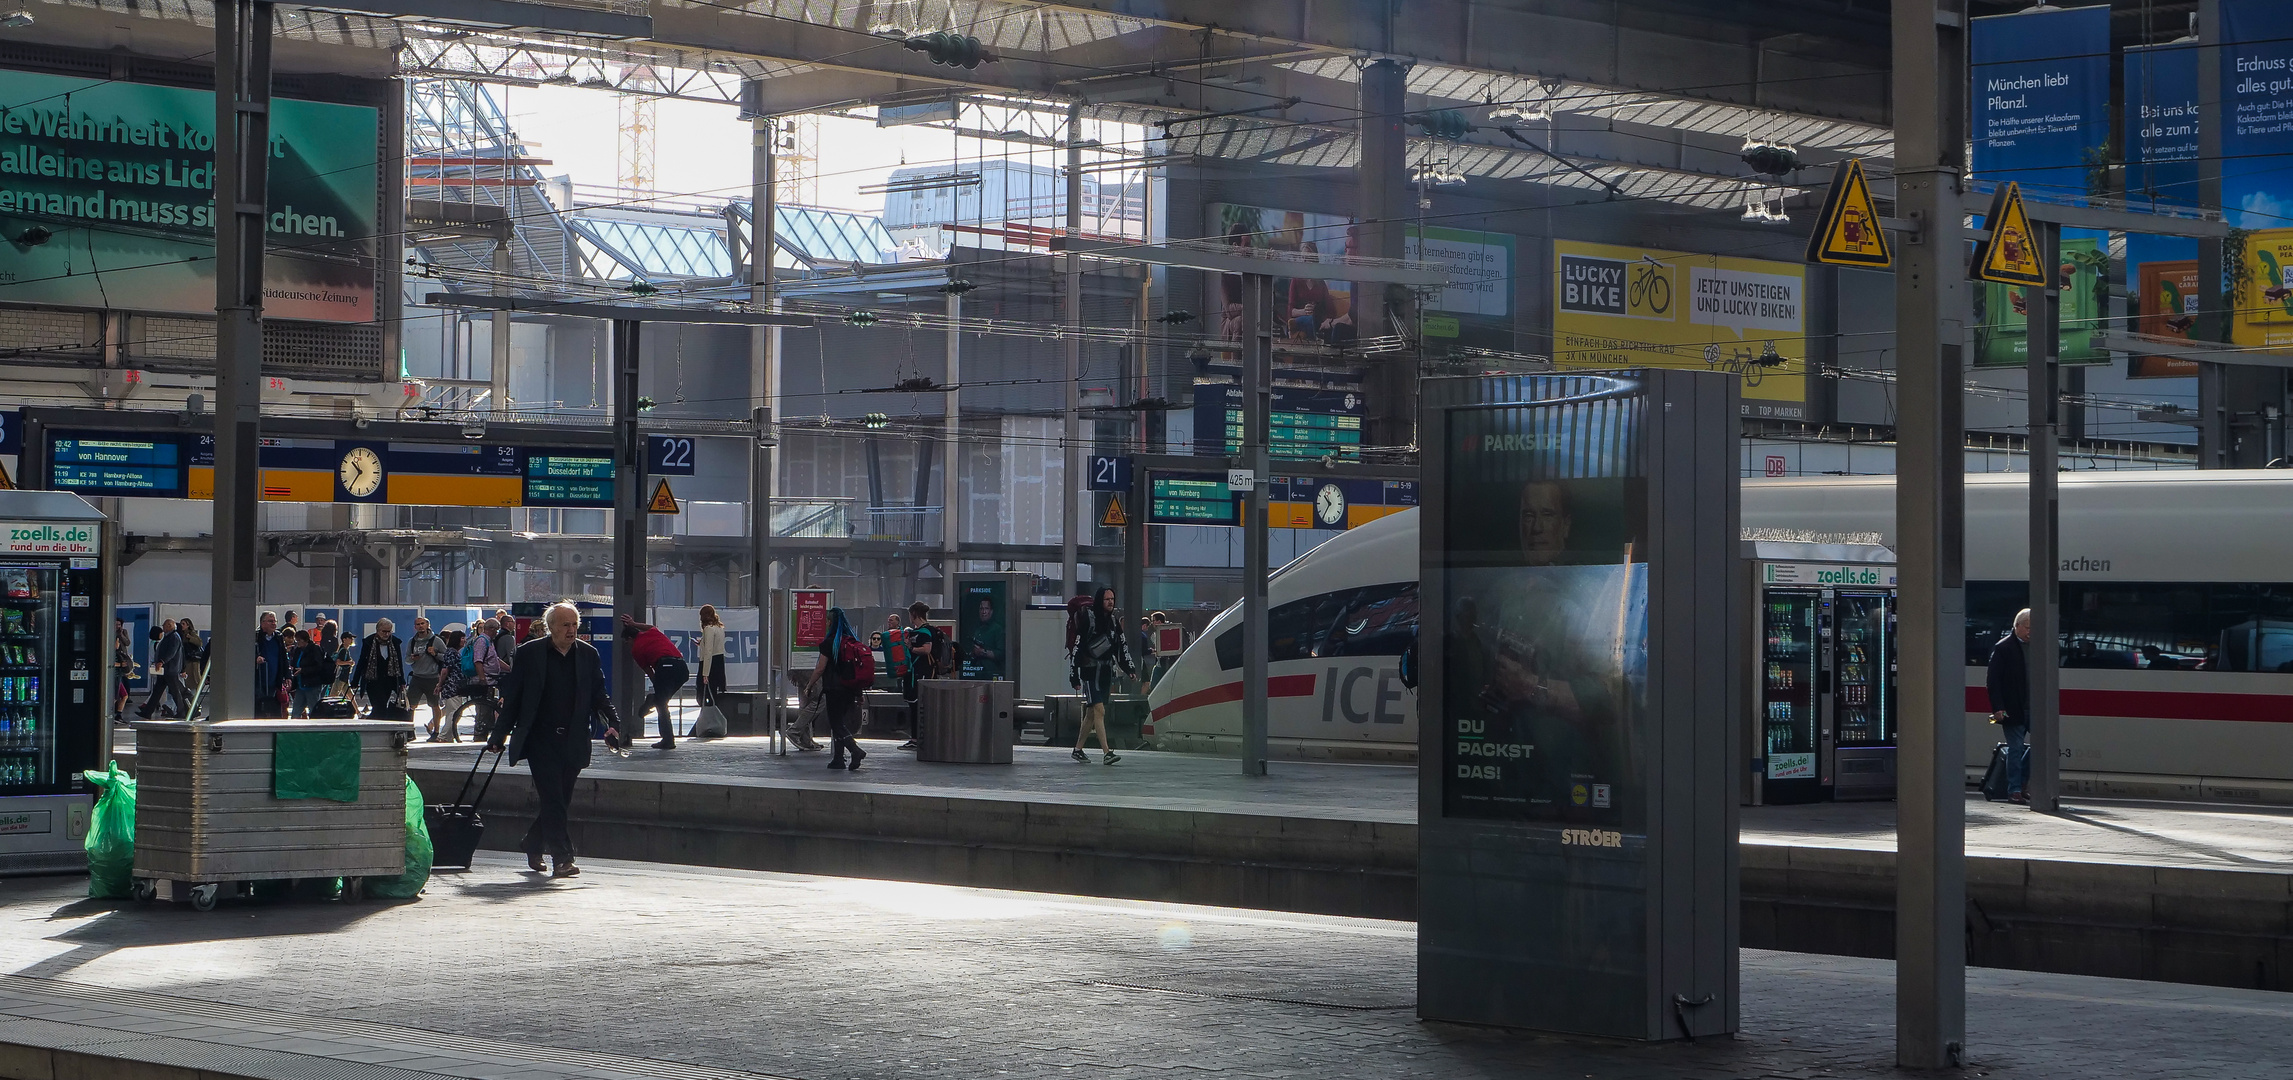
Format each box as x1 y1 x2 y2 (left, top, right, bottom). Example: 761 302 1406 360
1101 494 1128 527
1972 182 2048 287
1804 158 1892 268
648 478 680 514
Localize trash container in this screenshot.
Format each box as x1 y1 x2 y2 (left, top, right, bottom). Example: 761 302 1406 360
917 680 1015 763
713 691 760 736
1043 694 1084 748
130 718 416 909
1104 695 1149 750
860 689 910 738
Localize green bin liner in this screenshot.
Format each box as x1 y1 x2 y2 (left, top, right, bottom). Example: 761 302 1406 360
81 761 136 899
366 777 433 899
273 731 363 802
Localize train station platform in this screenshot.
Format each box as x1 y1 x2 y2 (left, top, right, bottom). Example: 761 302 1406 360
3 857 2290 1080
378 738 2293 994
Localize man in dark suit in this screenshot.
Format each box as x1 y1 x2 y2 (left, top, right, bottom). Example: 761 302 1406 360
487 602 621 878
136 619 185 720
1985 608 2033 805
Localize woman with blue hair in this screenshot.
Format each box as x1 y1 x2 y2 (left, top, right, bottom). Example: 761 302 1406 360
809 606 871 770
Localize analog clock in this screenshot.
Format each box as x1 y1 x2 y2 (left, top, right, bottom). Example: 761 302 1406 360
338 446 384 498
1313 482 1347 527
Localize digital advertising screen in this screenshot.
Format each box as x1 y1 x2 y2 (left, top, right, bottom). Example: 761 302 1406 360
956 580 1010 681
1439 387 1648 829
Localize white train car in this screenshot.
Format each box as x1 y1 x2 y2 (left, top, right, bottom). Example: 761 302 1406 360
1147 471 2293 797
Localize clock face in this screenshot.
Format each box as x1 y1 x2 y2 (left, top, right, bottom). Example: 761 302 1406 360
338 446 384 498
1314 482 1346 526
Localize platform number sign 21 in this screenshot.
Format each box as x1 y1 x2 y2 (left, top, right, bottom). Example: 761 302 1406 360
647 435 697 476
1088 454 1132 492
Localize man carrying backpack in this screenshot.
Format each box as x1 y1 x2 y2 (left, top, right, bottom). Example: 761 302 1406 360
809 607 873 771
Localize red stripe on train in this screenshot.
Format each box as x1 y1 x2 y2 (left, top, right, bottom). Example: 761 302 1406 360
1964 687 2293 724
1150 673 1318 721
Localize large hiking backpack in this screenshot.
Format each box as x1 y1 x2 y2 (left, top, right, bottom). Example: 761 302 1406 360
836 636 876 691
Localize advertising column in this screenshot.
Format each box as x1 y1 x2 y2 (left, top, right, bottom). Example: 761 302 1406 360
1419 370 1739 1041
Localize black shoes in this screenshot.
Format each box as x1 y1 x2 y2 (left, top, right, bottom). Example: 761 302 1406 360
848 748 867 771
1071 748 1088 763
653 739 676 750
898 740 918 750
1104 751 1121 765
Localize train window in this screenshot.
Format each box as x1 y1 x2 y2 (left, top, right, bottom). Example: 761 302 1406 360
1213 581 1420 671
1965 581 2293 673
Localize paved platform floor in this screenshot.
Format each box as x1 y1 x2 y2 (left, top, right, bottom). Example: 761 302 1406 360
3 858 2290 1080
402 737 2293 870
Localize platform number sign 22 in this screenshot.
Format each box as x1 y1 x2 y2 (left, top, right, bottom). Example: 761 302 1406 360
1088 454 1131 492
647 435 697 476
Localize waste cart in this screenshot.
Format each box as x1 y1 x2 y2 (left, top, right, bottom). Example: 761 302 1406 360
917 680 1014 763
129 719 416 910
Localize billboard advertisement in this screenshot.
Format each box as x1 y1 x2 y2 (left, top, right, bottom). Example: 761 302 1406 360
1551 240 1806 419
2124 41 2203 378
1440 387 1647 827
1206 204 1514 351
956 579 1010 681
0 68 380 323
2225 1 2293 353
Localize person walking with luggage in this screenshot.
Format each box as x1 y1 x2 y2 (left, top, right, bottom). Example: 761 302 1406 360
1069 587 1137 765
696 605 727 707
332 625 355 699
291 627 334 717
1987 608 2035 806
406 617 451 739
353 619 408 720
253 612 288 719
488 601 622 878
890 602 940 751
136 619 185 720
811 607 871 771
175 617 206 715
618 614 689 749
111 620 135 724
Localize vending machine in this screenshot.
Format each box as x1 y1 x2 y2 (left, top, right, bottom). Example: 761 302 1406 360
0 492 111 875
1743 542 1898 805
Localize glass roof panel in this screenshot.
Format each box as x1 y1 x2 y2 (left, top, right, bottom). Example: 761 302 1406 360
567 218 733 279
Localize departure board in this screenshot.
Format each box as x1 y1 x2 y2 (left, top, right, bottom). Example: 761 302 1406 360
1146 475 1237 525
522 455 615 507
1192 385 1364 461
48 434 186 497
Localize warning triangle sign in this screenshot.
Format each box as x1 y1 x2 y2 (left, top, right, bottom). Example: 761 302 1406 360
1971 182 2048 286
1101 494 1128 527
0 459 14 490
647 478 680 514
1805 158 1892 268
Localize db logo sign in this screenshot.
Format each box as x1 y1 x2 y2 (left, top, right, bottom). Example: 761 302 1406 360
1765 455 1787 477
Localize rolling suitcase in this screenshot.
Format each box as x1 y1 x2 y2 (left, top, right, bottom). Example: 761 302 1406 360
311 695 357 719
1980 742 2013 802
426 746 503 871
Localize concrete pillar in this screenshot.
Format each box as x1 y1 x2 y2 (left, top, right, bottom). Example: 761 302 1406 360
1357 58 1415 448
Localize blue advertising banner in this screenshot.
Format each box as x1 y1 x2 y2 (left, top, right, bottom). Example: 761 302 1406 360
2124 42 2204 379
2222 0 2293 354
1970 5 2111 199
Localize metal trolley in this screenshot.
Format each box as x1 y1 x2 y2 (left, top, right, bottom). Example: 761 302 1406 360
128 719 416 910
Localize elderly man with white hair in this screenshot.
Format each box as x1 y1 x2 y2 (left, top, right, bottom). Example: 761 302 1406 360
351 617 408 719
488 601 622 877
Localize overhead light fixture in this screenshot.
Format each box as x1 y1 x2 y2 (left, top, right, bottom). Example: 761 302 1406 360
0 10 32 28
1487 102 1548 124
1740 139 1801 177
461 419 487 440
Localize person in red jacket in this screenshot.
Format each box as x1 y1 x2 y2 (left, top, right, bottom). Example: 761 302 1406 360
619 614 690 750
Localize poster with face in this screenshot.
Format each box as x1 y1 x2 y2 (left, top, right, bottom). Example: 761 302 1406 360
1440 391 1648 829
958 581 1009 681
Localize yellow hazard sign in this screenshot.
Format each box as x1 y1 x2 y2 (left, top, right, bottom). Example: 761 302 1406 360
1972 182 2048 287
1100 494 1128 527
1804 158 1892 268
0 459 14 490
647 478 680 514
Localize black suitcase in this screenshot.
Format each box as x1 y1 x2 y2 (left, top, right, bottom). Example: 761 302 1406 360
1980 741 2013 801
311 695 356 719
426 746 503 871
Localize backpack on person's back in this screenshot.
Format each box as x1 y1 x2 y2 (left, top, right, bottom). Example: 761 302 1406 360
834 635 876 692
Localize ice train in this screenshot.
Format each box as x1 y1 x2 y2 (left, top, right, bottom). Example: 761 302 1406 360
1144 471 2293 794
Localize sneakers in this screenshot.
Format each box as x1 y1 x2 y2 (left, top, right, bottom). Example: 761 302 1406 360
2007 791 2029 805
898 740 918 750
1071 748 1088 763
1103 751 1121 765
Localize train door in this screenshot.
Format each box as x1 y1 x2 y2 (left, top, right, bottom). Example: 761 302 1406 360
1759 588 1825 804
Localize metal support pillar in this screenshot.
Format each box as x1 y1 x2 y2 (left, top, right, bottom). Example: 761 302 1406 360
491 238 511 418
207 0 272 722
750 100 784 751
2026 222 2062 815
1357 57 1415 448
611 319 647 736
1892 0 1968 1068
944 287 962 566
2196 0 2228 468
1062 103 1083 601
1239 273 1272 776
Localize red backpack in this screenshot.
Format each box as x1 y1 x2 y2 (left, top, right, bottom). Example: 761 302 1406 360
835 635 876 691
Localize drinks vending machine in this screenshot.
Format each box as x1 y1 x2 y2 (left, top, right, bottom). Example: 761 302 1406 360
0 492 110 875
1743 542 1898 805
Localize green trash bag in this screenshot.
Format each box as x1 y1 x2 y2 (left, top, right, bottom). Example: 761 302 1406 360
81 762 136 899
366 776 432 899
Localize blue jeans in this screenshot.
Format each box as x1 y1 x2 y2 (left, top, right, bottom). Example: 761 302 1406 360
291 684 327 718
2002 722 2031 795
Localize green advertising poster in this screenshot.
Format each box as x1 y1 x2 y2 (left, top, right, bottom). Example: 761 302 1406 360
0 68 380 323
1971 235 2110 367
